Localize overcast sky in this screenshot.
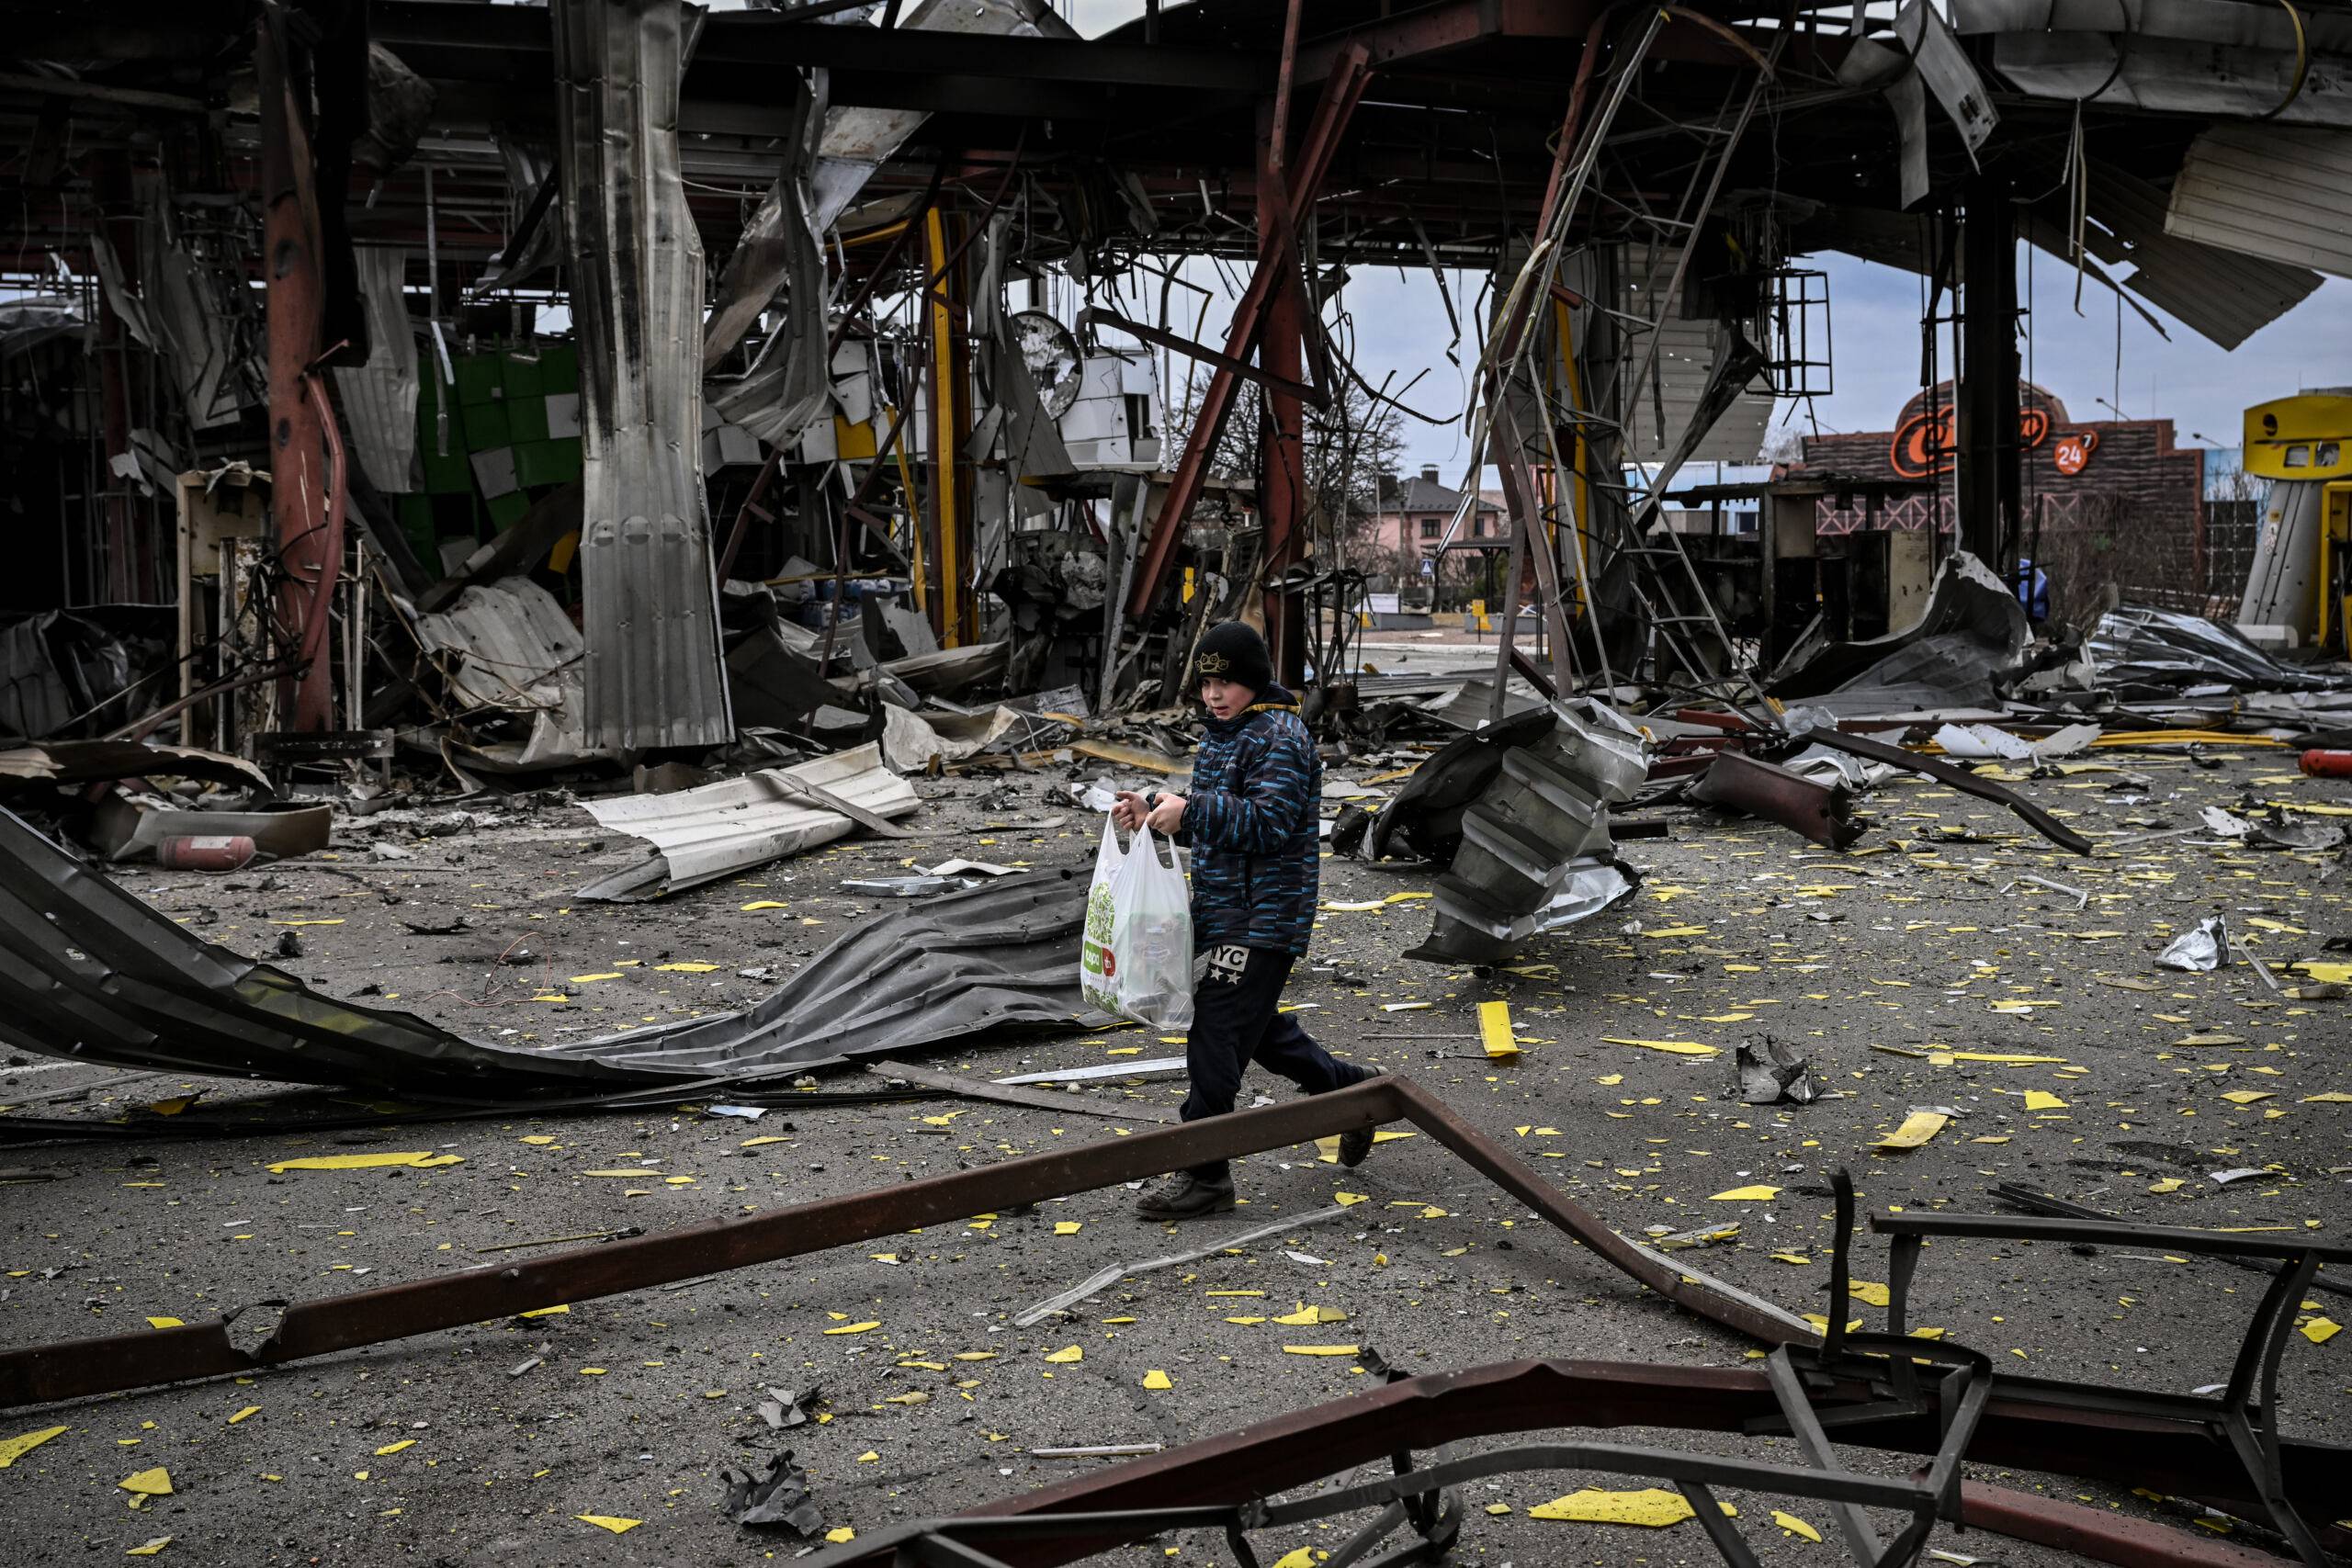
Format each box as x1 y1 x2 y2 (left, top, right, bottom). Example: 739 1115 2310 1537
1057 0 2352 484
1229 249 2352 487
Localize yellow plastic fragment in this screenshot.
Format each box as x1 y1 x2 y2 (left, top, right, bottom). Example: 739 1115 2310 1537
1280 1345 1360 1357
125 1539 172 1556
826 1529 856 1544
1709 1185 1781 1201
2303 1316 2341 1344
654 963 719 973
1873 1111 1949 1150
2021 1091 2068 1111
1054 1222 1082 1235
575 1516 642 1534
0 1425 67 1468
265 1151 463 1173
1603 1037 1720 1056
1773 1510 1825 1542
2220 1091 2274 1105
824 1321 880 1336
1043 1347 1083 1364
1529 1486 1735 1527
1141 1371 1173 1390
1477 1000 1520 1060
143 1316 183 1330
227 1407 259 1426
1272 1303 1347 1326
117 1467 174 1497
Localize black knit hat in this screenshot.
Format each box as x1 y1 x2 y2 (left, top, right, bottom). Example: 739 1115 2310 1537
1193 620 1272 696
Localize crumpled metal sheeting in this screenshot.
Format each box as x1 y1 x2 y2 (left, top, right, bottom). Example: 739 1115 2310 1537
1411 700 1649 964
2089 604 2342 692
0 807 670 1095
410 578 603 770
1768 549 2029 711
554 0 733 753
539 871 1106 1077
577 741 918 900
0 805 1103 1098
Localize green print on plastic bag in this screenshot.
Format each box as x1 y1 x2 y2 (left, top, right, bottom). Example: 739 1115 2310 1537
1080 874 1121 1012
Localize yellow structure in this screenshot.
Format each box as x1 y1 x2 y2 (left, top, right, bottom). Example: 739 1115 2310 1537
2236 393 2352 650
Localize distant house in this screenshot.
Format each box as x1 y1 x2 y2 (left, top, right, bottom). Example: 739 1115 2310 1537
1359 465 1503 558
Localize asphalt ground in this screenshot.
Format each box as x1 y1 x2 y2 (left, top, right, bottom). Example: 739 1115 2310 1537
3 731 2346 1567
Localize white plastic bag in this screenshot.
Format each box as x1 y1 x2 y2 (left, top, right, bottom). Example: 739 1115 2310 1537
1111 826 1193 1029
1079 815 1125 1016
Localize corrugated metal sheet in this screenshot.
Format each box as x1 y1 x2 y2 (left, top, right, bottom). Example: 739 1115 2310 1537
0 802 1105 1097
2166 124 2352 281
411 578 600 770
2081 163 2322 350
578 741 919 900
1615 254 1774 465
554 0 734 752
334 247 421 495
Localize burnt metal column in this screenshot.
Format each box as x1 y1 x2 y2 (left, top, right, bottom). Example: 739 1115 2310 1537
256 13 332 731
1256 98 1308 687
1956 169 2020 572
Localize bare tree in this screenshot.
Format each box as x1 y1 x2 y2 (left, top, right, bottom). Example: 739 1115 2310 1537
1162 373 1406 548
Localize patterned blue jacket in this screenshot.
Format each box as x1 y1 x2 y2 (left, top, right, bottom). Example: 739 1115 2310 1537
1176 682 1321 955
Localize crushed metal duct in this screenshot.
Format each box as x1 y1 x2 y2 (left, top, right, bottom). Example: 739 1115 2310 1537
0 805 1099 1098
577 740 919 899
1405 700 1648 964
553 0 733 752
1690 749 1866 850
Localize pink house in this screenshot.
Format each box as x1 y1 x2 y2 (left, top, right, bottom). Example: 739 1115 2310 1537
1359 465 1503 559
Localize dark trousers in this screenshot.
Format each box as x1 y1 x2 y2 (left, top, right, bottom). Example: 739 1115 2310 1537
1182 943 1367 1182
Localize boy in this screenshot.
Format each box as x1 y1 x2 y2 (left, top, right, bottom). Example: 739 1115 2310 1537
1113 621 1378 1221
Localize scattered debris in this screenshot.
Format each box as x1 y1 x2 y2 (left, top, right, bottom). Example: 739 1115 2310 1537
1736 1038 1820 1105
2157 916 2228 973
723 1450 826 1535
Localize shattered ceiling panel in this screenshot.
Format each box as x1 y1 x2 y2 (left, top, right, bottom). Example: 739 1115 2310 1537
1954 0 2352 125
2167 125 2352 281
1615 253 1774 465
2082 162 2322 349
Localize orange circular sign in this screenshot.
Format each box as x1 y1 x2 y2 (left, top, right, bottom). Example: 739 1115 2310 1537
1889 408 2051 479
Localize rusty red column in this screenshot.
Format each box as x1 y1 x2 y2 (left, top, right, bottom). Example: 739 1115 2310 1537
256 16 334 731
1255 102 1308 688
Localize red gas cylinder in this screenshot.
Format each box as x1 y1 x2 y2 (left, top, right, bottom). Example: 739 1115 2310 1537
2301 750 2352 779
157 834 256 872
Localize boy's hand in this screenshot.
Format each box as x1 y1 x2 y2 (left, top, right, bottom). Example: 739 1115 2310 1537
1111 791 1148 832
1145 792 1188 835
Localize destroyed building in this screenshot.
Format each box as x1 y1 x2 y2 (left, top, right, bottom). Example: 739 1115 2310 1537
0 2 2348 1566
